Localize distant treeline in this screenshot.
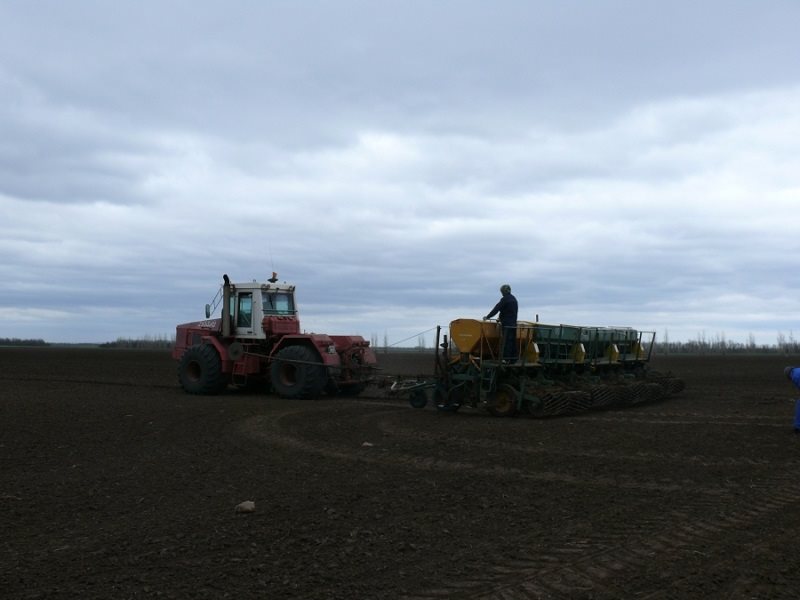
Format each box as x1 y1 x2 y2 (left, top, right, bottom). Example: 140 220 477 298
654 342 795 355
0 338 49 347
654 331 800 355
100 335 174 349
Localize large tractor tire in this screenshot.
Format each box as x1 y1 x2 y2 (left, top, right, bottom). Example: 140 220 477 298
178 344 227 395
270 345 327 399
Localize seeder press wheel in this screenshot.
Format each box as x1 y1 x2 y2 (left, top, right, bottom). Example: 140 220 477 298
487 383 518 417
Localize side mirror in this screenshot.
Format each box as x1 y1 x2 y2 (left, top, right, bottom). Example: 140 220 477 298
205 304 211 318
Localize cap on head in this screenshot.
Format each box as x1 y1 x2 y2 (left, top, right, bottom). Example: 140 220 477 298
785 366 795 379
500 284 511 294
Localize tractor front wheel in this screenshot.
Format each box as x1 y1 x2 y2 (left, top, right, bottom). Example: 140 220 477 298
270 345 327 399
178 344 226 395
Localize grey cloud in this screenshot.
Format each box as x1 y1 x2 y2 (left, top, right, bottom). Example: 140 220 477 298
2 1 800 344
4 2 798 143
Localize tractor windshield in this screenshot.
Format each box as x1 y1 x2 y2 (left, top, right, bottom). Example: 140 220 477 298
262 291 295 316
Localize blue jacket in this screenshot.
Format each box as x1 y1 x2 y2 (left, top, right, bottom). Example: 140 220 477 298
487 293 518 326
790 368 800 390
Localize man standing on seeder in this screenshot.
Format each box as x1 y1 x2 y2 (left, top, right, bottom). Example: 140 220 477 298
484 284 518 363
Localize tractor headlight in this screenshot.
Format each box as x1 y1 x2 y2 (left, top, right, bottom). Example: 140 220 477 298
326 344 337 354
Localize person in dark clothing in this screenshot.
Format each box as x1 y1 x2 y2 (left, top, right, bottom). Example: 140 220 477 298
484 284 518 362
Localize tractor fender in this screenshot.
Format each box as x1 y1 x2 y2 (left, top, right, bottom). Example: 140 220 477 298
200 335 234 372
270 335 341 367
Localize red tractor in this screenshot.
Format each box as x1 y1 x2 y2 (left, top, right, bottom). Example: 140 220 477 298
172 273 377 398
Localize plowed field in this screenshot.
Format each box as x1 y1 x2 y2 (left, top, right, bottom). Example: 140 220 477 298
2 348 800 599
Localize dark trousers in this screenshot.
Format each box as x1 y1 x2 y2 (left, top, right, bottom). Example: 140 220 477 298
502 323 517 361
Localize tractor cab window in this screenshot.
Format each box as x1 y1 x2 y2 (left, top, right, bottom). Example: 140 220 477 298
236 293 253 327
262 291 295 316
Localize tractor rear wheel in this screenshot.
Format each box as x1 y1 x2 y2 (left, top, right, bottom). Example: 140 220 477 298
178 344 226 395
270 345 327 399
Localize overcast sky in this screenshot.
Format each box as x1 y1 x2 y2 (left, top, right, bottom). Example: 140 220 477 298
2 1 800 346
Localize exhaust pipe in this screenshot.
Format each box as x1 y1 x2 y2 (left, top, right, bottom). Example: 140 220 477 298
222 274 231 337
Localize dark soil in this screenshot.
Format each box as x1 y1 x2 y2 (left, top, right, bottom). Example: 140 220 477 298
2 348 800 599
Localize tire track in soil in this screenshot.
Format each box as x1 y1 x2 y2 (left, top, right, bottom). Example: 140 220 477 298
399 479 800 599
238 401 800 599
240 406 734 494
640 512 800 600
589 414 788 428
375 423 777 468
240 403 785 482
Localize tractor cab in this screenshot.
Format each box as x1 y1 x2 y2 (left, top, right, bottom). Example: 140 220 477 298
206 273 301 340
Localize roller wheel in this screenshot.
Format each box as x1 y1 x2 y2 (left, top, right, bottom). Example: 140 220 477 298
565 390 592 414
652 375 685 395
270 345 327 399
626 382 661 405
615 385 634 406
667 377 685 394
178 344 227 395
488 384 518 417
409 389 428 408
590 385 617 409
542 392 571 416
645 382 665 402
626 382 648 405
523 391 548 417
